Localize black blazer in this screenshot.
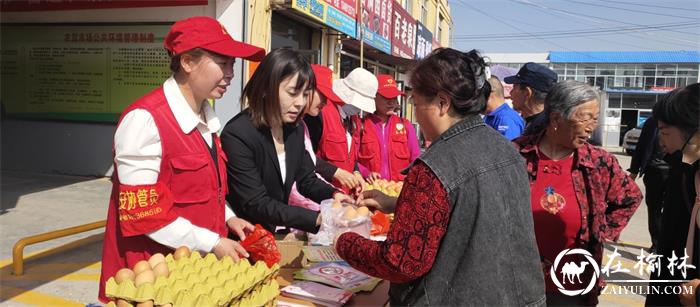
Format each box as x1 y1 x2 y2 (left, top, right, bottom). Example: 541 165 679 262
220 110 337 233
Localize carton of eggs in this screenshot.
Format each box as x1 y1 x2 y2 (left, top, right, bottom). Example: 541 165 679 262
104 247 280 307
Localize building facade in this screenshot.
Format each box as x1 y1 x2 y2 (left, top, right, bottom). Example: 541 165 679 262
486 51 700 147
0 0 451 176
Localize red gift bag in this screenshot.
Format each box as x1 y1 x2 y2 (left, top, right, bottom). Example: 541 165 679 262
240 224 281 268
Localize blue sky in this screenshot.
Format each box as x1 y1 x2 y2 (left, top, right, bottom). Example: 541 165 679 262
450 0 700 53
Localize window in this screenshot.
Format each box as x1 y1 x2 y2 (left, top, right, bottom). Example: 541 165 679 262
657 64 677 76
608 93 622 108
404 0 412 14
616 64 636 76
552 64 565 76
271 13 311 50
421 0 428 24
436 13 444 42
622 93 656 109
641 64 656 76
677 64 699 77
596 64 615 76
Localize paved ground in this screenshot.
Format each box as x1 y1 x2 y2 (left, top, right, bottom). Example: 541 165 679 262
0 148 654 306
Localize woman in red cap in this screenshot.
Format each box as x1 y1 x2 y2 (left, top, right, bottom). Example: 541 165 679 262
357 74 421 182
99 16 264 303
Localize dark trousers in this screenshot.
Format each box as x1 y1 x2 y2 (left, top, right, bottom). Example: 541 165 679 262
642 166 669 250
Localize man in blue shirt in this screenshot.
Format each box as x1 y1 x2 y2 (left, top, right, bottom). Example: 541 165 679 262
483 76 524 140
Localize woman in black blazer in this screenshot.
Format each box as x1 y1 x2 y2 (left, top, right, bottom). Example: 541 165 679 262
221 48 352 234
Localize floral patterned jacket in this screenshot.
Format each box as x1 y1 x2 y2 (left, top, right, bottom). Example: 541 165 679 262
513 133 643 303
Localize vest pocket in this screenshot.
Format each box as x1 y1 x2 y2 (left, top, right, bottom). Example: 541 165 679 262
169 154 213 204
358 138 377 160
391 137 410 159
323 134 349 162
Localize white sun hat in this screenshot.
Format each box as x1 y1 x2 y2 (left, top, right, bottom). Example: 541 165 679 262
332 68 378 113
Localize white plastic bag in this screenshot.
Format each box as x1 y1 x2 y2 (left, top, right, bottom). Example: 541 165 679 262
309 199 371 246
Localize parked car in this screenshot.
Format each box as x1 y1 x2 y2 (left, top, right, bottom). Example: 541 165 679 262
622 126 642 155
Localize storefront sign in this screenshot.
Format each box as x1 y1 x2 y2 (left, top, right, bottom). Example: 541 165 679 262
1 0 207 11
358 0 392 54
293 0 357 38
414 21 433 60
327 0 356 19
0 24 172 122
390 1 415 59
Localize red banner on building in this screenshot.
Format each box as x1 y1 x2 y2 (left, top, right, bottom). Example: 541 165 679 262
327 0 356 19
1 0 207 11
390 1 415 59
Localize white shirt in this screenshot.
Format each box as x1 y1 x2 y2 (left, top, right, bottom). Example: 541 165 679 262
114 77 234 253
278 153 287 185
337 104 353 154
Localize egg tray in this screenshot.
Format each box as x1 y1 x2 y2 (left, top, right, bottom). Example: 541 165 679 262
105 252 280 306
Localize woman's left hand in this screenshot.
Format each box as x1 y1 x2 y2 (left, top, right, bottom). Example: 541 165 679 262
679 279 700 306
226 217 255 241
682 132 700 164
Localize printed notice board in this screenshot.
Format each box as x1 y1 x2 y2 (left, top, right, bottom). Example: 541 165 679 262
0 24 172 122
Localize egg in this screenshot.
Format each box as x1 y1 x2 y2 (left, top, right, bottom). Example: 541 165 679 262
153 262 169 278
173 246 191 260
343 206 358 220
135 300 154 307
147 253 165 268
116 299 133 307
134 270 155 286
331 201 342 209
132 260 151 275
114 268 135 284
356 206 370 216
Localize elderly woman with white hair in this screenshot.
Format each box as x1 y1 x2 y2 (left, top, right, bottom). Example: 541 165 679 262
513 80 642 306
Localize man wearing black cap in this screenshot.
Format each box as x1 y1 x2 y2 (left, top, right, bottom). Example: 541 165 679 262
504 62 558 136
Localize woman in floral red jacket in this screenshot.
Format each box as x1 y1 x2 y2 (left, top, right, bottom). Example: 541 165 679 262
513 80 642 306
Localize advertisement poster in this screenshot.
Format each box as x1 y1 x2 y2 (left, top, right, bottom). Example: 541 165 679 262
0 24 172 122
390 0 416 59
358 0 392 54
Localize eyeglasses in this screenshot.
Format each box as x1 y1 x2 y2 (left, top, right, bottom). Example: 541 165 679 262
570 116 599 127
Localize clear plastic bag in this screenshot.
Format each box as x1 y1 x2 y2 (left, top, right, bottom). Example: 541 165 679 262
309 199 371 246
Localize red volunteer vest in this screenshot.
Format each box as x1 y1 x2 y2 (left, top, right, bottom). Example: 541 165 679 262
358 115 412 181
317 102 361 174
99 87 228 302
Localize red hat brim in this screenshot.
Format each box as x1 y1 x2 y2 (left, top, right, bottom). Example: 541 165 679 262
377 86 405 99
200 38 266 62
317 84 343 103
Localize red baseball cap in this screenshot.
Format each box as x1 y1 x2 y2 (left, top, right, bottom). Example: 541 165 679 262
311 64 343 103
376 74 405 99
164 16 265 61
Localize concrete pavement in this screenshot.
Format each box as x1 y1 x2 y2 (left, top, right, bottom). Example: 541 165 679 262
0 148 655 306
